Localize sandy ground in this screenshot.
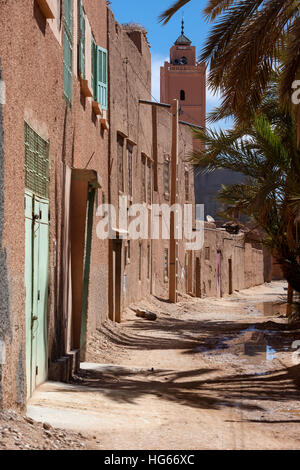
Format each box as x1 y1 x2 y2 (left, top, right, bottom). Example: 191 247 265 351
26 281 300 450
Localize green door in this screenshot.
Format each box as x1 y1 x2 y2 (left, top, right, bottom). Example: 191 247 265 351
25 190 33 399
25 191 49 398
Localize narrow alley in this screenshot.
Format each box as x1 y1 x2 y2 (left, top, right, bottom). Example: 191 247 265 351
26 282 300 450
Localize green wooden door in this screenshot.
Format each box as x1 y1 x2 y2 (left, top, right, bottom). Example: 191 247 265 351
25 192 49 398
25 190 33 399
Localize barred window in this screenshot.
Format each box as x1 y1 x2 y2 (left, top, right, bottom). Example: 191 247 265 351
24 122 50 199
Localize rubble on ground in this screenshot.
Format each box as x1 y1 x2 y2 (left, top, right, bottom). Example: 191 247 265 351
0 410 88 450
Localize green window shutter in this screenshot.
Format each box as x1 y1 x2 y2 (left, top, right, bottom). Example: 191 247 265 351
78 0 85 78
64 0 73 34
97 46 108 110
64 0 73 104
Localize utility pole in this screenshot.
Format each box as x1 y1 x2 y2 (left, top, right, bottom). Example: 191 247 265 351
169 99 178 303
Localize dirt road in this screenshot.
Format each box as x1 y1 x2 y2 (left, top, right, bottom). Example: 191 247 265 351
27 281 300 450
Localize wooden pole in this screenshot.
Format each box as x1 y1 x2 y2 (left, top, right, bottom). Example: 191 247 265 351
169 99 178 303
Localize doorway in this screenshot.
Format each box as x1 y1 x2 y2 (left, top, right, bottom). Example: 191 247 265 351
112 239 122 323
25 190 49 398
196 257 201 297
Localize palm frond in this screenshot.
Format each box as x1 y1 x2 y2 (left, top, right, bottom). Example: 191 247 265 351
158 0 191 25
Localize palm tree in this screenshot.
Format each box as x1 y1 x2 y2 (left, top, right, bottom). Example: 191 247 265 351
189 84 300 293
159 0 300 139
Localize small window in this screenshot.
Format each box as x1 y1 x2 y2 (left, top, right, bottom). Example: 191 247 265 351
91 39 108 110
24 122 50 199
205 247 210 261
180 90 185 101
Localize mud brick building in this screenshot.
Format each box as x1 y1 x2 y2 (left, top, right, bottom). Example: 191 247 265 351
0 0 267 411
107 10 195 318
0 0 110 406
193 223 264 298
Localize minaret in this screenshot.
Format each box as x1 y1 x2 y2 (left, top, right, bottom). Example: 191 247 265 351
160 21 206 136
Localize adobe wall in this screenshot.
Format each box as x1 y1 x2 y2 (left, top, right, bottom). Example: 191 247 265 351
0 0 109 407
108 10 153 313
196 225 264 298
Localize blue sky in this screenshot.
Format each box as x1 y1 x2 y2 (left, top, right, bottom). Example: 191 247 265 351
109 0 231 130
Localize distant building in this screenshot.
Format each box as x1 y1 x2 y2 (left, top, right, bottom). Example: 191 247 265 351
160 19 206 136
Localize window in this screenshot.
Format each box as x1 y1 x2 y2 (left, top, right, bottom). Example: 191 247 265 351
117 134 124 192
164 160 170 195
127 143 133 197
141 155 146 202
185 169 189 201
147 160 152 203
180 90 185 101
78 0 85 79
164 249 169 279
24 122 50 199
91 39 108 110
139 243 142 281
205 247 210 261
97 46 108 110
63 0 73 105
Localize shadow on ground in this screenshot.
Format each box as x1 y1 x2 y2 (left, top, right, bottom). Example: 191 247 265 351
64 360 300 417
